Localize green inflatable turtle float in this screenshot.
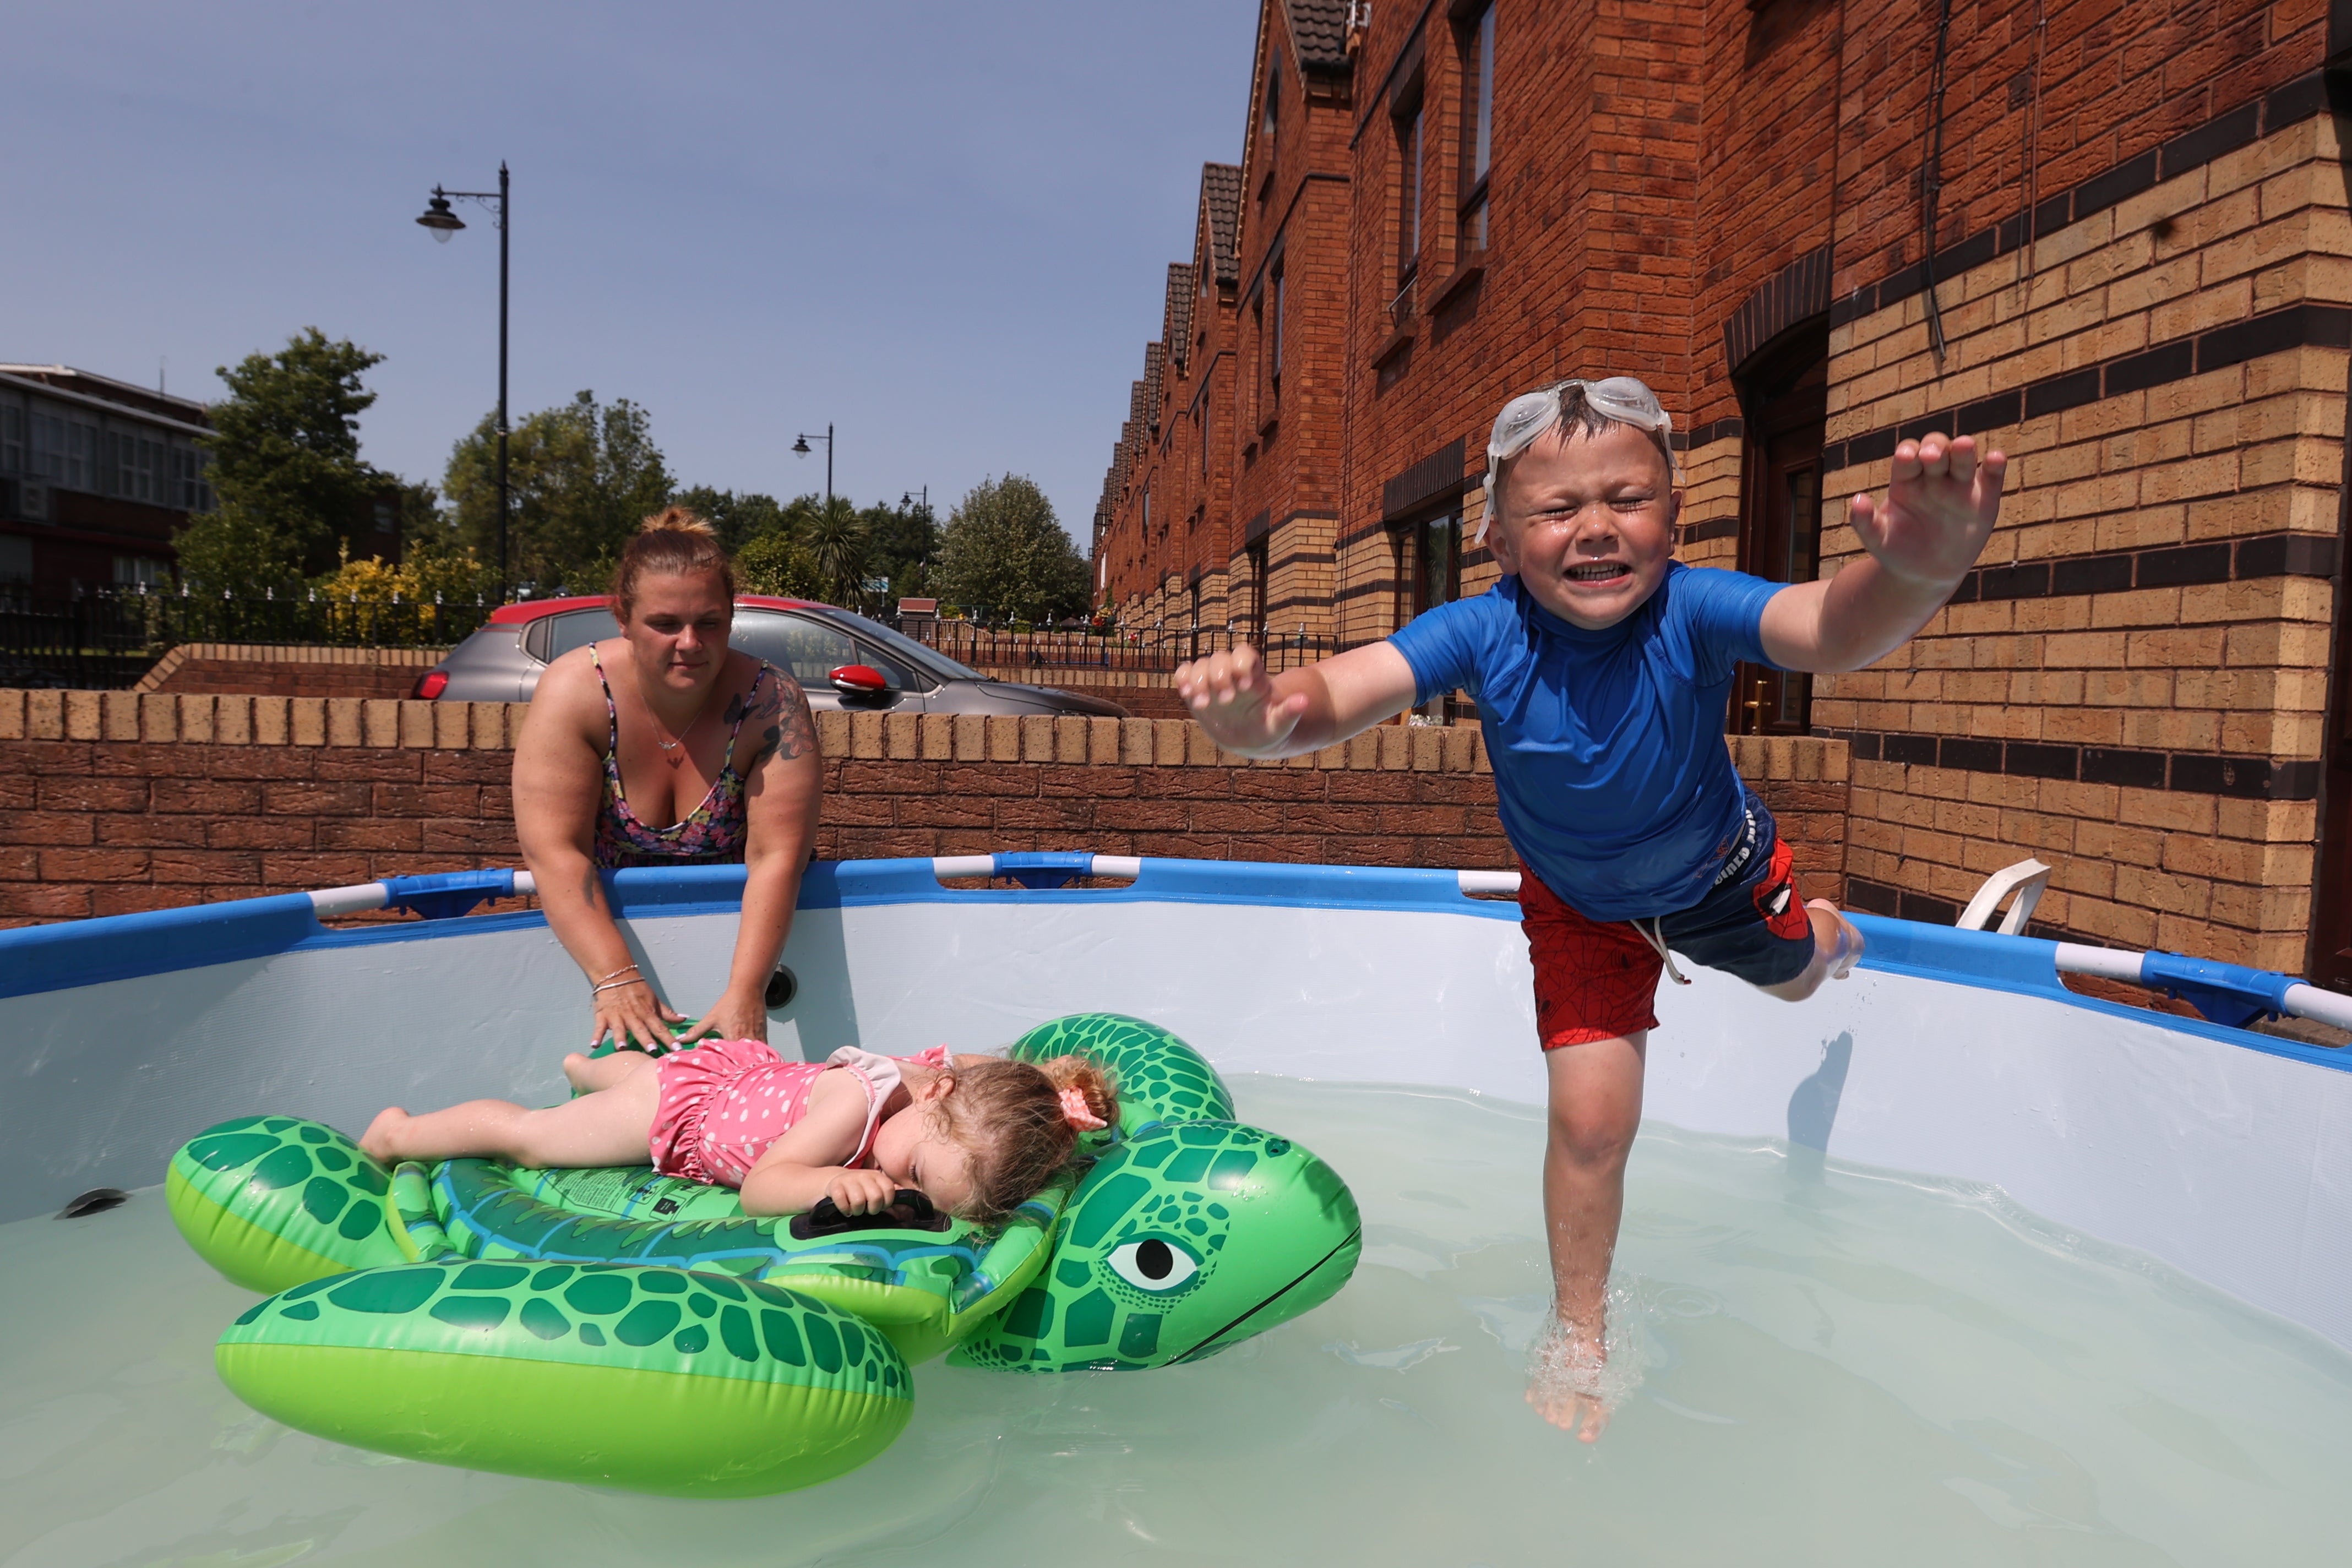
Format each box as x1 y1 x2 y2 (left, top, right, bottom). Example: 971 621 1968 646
167 1014 1360 1496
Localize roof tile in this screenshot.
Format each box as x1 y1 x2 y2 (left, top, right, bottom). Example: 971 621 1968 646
1286 0 1352 74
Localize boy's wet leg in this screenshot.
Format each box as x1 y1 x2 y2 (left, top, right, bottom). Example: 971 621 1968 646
1532 1029 1646 1442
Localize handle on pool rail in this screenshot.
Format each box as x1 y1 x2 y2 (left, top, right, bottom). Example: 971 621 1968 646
308 868 537 920
2051 942 2352 1034
929 852 1142 889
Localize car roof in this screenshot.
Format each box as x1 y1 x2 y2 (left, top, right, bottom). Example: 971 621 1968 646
487 594 835 625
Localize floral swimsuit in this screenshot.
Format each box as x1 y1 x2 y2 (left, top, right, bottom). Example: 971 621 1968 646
586 644 774 869
648 1042 953 1188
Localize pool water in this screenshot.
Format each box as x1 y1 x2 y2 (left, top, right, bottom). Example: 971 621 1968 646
6 1075 2350 1566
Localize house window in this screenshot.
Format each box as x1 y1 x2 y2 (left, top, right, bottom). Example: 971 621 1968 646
173 447 214 513
1271 266 1285 384
1397 95 1425 295
1461 4 1496 252
35 412 99 492
1263 55 1281 142
1415 512 1460 617
1412 511 1462 720
1251 293 1266 426
0 405 21 473
1246 538 1269 646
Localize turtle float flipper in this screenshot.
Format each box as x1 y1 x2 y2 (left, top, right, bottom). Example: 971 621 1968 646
167 1117 405 1293
219 1262 911 1495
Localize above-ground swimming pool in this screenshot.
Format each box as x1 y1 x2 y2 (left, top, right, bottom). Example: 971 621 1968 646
4 854 2350 1563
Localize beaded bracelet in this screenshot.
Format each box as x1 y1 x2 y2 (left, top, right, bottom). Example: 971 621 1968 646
592 962 641 986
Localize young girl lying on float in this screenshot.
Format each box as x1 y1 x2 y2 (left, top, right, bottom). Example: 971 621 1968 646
362 1039 1117 1223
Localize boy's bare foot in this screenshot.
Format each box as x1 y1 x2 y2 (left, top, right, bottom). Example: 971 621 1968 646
359 1108 409 1163
1807 898 1864 979
1526 1313 1613 1443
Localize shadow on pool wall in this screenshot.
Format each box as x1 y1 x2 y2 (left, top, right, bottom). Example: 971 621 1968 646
1784 1029 1854 1179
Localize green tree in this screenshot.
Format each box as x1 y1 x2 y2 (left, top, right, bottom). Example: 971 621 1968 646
737 525 823 599
860 497 940 605
672 486 788 556
390 483 500 605
443 390 672 594
175 329 388 592
794 494 873 609
933 475 1090 624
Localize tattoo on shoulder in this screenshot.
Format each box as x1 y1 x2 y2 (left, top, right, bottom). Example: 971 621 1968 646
755 677 817 763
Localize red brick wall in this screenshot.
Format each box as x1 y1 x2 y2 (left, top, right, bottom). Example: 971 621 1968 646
0 694 1848 927
148 660 431 700
134 644 447 701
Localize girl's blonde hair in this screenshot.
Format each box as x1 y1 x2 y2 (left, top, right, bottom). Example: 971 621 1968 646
609 507 736 622
933 1055 1118 1222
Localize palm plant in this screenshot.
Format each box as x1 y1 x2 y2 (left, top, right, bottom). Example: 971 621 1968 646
798 494 872 611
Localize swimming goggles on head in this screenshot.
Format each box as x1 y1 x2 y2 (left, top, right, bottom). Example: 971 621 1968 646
1478 375 1676 543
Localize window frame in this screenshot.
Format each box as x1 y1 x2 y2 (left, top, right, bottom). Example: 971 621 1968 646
1395 89 1427 293
1458 3 1496 253
1270 264 1285 386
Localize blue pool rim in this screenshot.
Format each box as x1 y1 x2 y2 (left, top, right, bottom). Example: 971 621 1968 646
0 854 2344 1075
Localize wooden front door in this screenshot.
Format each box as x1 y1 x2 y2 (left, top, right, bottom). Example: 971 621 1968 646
1732 324 1828 736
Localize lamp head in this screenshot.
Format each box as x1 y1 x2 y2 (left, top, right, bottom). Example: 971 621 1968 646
416 192 465 243
792 435 812 456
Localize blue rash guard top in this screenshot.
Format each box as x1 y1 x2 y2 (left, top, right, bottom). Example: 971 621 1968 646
1388 564 1787 922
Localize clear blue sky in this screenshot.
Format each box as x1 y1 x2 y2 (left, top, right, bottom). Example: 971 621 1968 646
3 2 1260 542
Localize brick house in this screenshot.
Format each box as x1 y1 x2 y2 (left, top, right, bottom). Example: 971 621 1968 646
1090 0 2352 987
0 366 216 595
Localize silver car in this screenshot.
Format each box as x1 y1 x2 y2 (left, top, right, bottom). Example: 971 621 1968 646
410 594 1130 718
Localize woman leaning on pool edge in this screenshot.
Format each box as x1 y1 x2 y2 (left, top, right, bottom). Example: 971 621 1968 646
511 508 823 1048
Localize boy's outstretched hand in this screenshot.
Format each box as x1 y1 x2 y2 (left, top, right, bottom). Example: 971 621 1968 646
1174 644 1311 756
1762 430 2010 674
1848 432 2007 587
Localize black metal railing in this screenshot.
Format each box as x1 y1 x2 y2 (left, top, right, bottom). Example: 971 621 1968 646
878 618 1338 675
0 586 496 688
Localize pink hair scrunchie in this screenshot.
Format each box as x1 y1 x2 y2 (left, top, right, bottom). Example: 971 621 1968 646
1058 1086 1108 1131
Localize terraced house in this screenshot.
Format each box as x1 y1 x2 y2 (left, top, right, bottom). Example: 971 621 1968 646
1091 0 2352 987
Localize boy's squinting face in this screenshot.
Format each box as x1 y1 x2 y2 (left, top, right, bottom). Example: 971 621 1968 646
1490 422 1680 631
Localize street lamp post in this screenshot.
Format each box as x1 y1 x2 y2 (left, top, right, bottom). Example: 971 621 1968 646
900 487 932 600
416 164 511 595
791 424 834 507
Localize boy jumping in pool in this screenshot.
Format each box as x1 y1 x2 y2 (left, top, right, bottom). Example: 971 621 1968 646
1174 375 2006 1441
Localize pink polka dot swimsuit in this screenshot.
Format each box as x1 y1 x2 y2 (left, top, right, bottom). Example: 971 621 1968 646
647 1040 950 1189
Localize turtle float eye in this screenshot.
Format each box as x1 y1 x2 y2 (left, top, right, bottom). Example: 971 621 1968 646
1106 1236 1201 1293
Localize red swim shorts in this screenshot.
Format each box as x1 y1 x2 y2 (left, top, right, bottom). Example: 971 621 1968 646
1519 840 1813 1050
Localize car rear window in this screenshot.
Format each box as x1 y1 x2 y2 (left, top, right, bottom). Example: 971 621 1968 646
537 609 613 664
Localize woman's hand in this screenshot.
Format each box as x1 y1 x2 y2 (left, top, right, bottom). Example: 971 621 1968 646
823 1168 901 1215
591 977 685 1052
675 983 770 1047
